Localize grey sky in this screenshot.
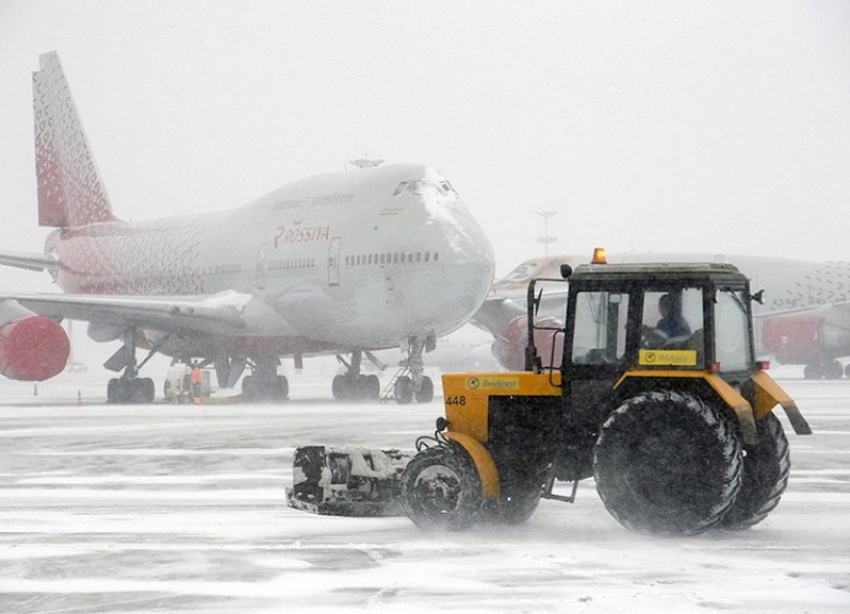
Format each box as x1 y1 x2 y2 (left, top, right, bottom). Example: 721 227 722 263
1 0 849 294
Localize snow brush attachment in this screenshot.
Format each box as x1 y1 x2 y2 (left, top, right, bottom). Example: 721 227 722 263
287 446 415 517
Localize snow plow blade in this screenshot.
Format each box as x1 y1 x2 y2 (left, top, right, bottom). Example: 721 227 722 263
287 446 415 517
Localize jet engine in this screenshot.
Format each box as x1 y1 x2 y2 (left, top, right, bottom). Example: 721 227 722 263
761 314 822 364
0 314 70 381
761 313 850 377
492 315 564 371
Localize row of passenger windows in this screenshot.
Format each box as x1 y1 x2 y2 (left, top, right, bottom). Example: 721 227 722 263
312 194 354 206
269 258 316 270
273 193 354 211
200 252 439 276
344 252 440 266
202 263 242 275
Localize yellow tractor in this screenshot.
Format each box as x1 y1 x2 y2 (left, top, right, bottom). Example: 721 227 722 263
399 253 812 534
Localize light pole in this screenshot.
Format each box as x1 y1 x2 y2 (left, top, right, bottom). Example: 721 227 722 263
535 211 558 257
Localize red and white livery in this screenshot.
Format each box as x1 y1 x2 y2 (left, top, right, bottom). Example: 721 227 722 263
0 52 496 403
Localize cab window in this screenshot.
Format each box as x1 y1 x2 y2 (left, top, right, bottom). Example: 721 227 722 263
571 291 629 364
713 289 752 372
639 288 704 368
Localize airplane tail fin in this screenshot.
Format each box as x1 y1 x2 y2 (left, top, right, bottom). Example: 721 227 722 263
33 52 115 228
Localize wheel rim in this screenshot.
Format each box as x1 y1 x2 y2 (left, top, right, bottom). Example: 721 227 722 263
410 465 464 517
401 446 481 530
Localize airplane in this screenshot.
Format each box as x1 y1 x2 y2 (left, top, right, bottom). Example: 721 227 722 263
477 252 850 379
369 323 500 374
0 51 496 403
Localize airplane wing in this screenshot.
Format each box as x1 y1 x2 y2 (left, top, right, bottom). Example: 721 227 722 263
471 296 526 336
754 300 850 321
0 249 59 272
0 291 249 336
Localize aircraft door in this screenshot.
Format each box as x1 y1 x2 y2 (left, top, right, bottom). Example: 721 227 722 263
328 236 341 287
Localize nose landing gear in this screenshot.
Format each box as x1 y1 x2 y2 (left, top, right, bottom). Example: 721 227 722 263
384 336 434 404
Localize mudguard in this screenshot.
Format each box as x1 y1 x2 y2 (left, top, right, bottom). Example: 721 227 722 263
442 432 501 499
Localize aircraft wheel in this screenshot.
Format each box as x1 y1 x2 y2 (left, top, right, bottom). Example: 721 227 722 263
394 376 413 404
803 363 822 379
113 378 133 404
401 444 482 531
107 378 119 404
823 360 843 380
720 413 790 530
365 374 380 400
135 378 155 403
415 376 434 403
241 375 255 400
332 374 348 400
274 375 289 400
593 390 743 535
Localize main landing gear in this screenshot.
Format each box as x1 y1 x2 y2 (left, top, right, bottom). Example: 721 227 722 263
241 355 289 401
104 328 156 404
332 351 380 400
332 337 435 404
803 358 848 380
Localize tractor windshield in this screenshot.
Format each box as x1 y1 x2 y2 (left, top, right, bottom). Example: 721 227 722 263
713 288 753 373
571 291 630 364
638 287 705 369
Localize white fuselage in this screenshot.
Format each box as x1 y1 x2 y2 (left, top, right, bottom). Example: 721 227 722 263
49 164 495 358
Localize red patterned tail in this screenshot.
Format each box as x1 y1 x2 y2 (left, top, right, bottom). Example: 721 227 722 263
33 52 115 228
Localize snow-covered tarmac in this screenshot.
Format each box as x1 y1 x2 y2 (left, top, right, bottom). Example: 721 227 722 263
0 367 848 613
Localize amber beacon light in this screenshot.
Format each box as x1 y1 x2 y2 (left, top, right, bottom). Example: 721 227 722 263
592 247 607 264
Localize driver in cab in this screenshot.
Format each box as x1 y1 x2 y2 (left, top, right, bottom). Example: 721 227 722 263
656 293 691 338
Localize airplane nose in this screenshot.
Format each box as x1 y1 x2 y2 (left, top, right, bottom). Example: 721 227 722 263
429 207 495 321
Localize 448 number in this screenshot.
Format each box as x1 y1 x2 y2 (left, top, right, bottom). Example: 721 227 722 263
445 395 466 407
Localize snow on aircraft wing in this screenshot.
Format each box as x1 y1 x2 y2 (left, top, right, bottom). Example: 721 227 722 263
0 291 249 335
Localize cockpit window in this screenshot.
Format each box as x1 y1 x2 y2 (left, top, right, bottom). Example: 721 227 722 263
393 180 457 197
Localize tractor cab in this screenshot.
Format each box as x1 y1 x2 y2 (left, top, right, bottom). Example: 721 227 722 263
561 261 757 381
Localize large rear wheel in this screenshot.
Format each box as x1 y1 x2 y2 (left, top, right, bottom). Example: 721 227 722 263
593 390 743 535
720 412 790 530
401 445 482 531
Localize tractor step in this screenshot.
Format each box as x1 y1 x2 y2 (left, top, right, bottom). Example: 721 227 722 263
287 445 415 517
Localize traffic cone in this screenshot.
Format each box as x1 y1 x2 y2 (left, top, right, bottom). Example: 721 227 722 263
76 390 82 406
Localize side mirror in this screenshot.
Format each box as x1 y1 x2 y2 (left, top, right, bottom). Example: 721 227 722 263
751 289 765 305
560 264 573 279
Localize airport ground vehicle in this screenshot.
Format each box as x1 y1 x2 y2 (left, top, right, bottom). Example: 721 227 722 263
162 367 212 403
398 253 812 534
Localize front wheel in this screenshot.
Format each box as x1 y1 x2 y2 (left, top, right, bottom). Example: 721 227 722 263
394 376 413 404
720 412 790 530
593 390 743 535
414 376 434 403
401 445 482 531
